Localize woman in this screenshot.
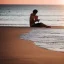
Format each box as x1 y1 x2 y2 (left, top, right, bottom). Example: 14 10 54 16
29 9 51 28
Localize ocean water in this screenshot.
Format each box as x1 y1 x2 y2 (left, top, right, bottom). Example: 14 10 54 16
0 5 64 26
20 28 64 52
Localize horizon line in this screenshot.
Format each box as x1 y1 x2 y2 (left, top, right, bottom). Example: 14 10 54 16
0 4 64 5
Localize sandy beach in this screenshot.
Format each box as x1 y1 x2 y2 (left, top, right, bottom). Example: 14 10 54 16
0 27 64 64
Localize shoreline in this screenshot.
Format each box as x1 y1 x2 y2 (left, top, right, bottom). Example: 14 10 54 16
0 27 64 64
0 26 64 29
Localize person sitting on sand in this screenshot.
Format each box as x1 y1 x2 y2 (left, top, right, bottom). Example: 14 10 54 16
29 9 51 28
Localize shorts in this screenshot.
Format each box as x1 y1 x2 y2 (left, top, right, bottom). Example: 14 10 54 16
31 23 42 27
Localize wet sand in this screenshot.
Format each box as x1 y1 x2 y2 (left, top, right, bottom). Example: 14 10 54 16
0 27 64 64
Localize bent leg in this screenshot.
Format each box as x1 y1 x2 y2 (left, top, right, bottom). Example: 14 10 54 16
31 23 51 28
31 23 41 27
40 23 51 28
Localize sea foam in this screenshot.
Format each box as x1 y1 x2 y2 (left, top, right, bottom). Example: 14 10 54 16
20 28 64 52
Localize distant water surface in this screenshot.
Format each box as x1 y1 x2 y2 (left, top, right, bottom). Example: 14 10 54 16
0 5 64 26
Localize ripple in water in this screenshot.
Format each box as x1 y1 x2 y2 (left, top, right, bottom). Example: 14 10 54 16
20 28 64 52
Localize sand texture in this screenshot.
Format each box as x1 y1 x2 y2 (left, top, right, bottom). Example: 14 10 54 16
0 27 64 64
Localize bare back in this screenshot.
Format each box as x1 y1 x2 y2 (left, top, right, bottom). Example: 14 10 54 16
30 13 35 27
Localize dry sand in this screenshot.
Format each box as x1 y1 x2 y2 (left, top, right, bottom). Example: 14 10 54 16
0 27 64 64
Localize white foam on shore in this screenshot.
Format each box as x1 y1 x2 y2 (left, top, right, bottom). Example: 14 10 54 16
20 28 64 52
